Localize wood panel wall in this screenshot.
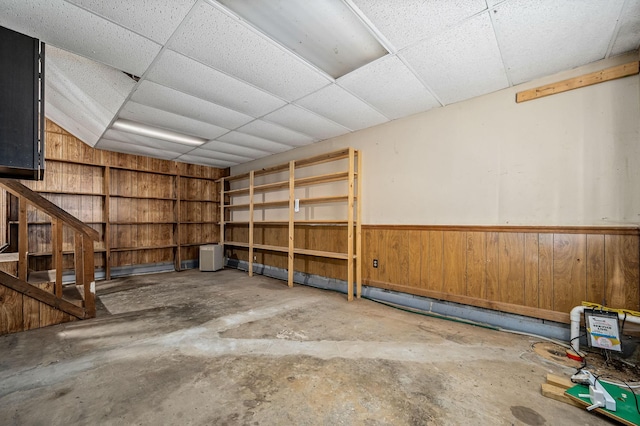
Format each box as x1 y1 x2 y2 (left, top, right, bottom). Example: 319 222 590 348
0 281 76 334
228 224 640 324
8 120 225 278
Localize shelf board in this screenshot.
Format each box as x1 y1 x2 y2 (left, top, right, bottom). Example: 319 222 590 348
180 199 220 203
223 220 350 225
225 148 355 181
180 221 218 225
223 171 352 197
179 174 220 181
179 242 219 247
108 165 176 176
109 194 176 201
222 241 351 260
29 248 107 257
300 195 349 205
31 190 106 196
111 221 176 225
110 244 177 252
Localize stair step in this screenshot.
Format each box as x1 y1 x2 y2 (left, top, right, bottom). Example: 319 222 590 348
0 253 18 276
27 269 56 284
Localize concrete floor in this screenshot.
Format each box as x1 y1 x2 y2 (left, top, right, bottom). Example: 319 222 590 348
0 269 613 425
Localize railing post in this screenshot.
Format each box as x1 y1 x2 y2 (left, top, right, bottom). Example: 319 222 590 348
18 196 28 281
51 218 63 297
82 234 96 318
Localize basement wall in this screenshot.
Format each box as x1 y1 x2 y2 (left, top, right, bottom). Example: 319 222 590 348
229 52 640 323
11 120 225 278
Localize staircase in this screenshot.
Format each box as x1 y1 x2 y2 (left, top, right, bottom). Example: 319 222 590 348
0 178 99 334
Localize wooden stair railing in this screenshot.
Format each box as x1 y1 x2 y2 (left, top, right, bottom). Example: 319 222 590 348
0 178 99 319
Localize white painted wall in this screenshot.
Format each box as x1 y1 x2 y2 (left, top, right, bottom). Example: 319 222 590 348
232 53 640 226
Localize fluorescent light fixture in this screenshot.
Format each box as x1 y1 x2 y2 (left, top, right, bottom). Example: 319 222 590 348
111 119 207 146
217 0 388 79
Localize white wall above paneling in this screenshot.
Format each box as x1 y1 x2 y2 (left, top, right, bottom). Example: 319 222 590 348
7 0 637 166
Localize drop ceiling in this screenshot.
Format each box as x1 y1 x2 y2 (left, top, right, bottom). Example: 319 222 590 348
1 0 639 168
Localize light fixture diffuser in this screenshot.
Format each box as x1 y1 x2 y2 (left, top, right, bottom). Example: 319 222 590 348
216 0 388 78
112 119 207 146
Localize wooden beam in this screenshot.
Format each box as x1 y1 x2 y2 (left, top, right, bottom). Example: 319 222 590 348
0 270 85 319
248 171 254 277
287 161 295 287
104 166 111 280
516 61 640 103
347 149 355 301
51 218 63 297
356 150 362 299
18 197 27 282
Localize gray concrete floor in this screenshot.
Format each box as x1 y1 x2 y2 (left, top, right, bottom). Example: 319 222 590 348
0 269 612 425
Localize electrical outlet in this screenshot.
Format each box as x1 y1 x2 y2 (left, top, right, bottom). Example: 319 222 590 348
373 259 378 268
253 255 257 261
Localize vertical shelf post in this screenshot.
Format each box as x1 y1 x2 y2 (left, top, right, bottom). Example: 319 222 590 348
248 171 254 277
219 177 225 248
104 165 111 280
347 149 355 301
288 160 295 287
356 151 362 299
174 163 182 271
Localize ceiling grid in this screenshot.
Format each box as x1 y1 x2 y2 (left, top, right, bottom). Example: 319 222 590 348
0 0 638 167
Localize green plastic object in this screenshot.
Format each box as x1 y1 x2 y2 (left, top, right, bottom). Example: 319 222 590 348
565 382 640 426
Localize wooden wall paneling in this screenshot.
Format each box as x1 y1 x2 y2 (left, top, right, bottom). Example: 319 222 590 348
466 231 486 299
0 285 23 333
586 234 605 305
22 292 40 331
498 233 525 305
423 230 444 291
485 232 500 301
45 130 63 159
39 282 68 327
408 230 422 289
552 234 586 314
605 234 640 310
524 233 540 308
385 229 410 286
538 233 554 311
362 227 379 283
443 231 467 295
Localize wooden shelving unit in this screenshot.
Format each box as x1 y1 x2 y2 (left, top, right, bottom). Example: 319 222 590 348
13 154 223 279
219 148 362 301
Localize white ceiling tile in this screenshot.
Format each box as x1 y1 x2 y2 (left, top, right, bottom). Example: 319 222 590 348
146 50 286 117
131 81 254 130
119 102 229 140
47 46 135 114
101 129 196 154
169 1 331 101
217 132 294 154
610 0 640 56
65 0 197 44
295 84 389 130
351 0 487 50
400 12 508 105
182 148 252 165
45 103 101 147
0 0 160 76
492 0 624 84
200 140 270 159
263 105 351 140
235 120 316 147
175 154 236 168
45 82 106 145
98 138 182 160
338 55 440 119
